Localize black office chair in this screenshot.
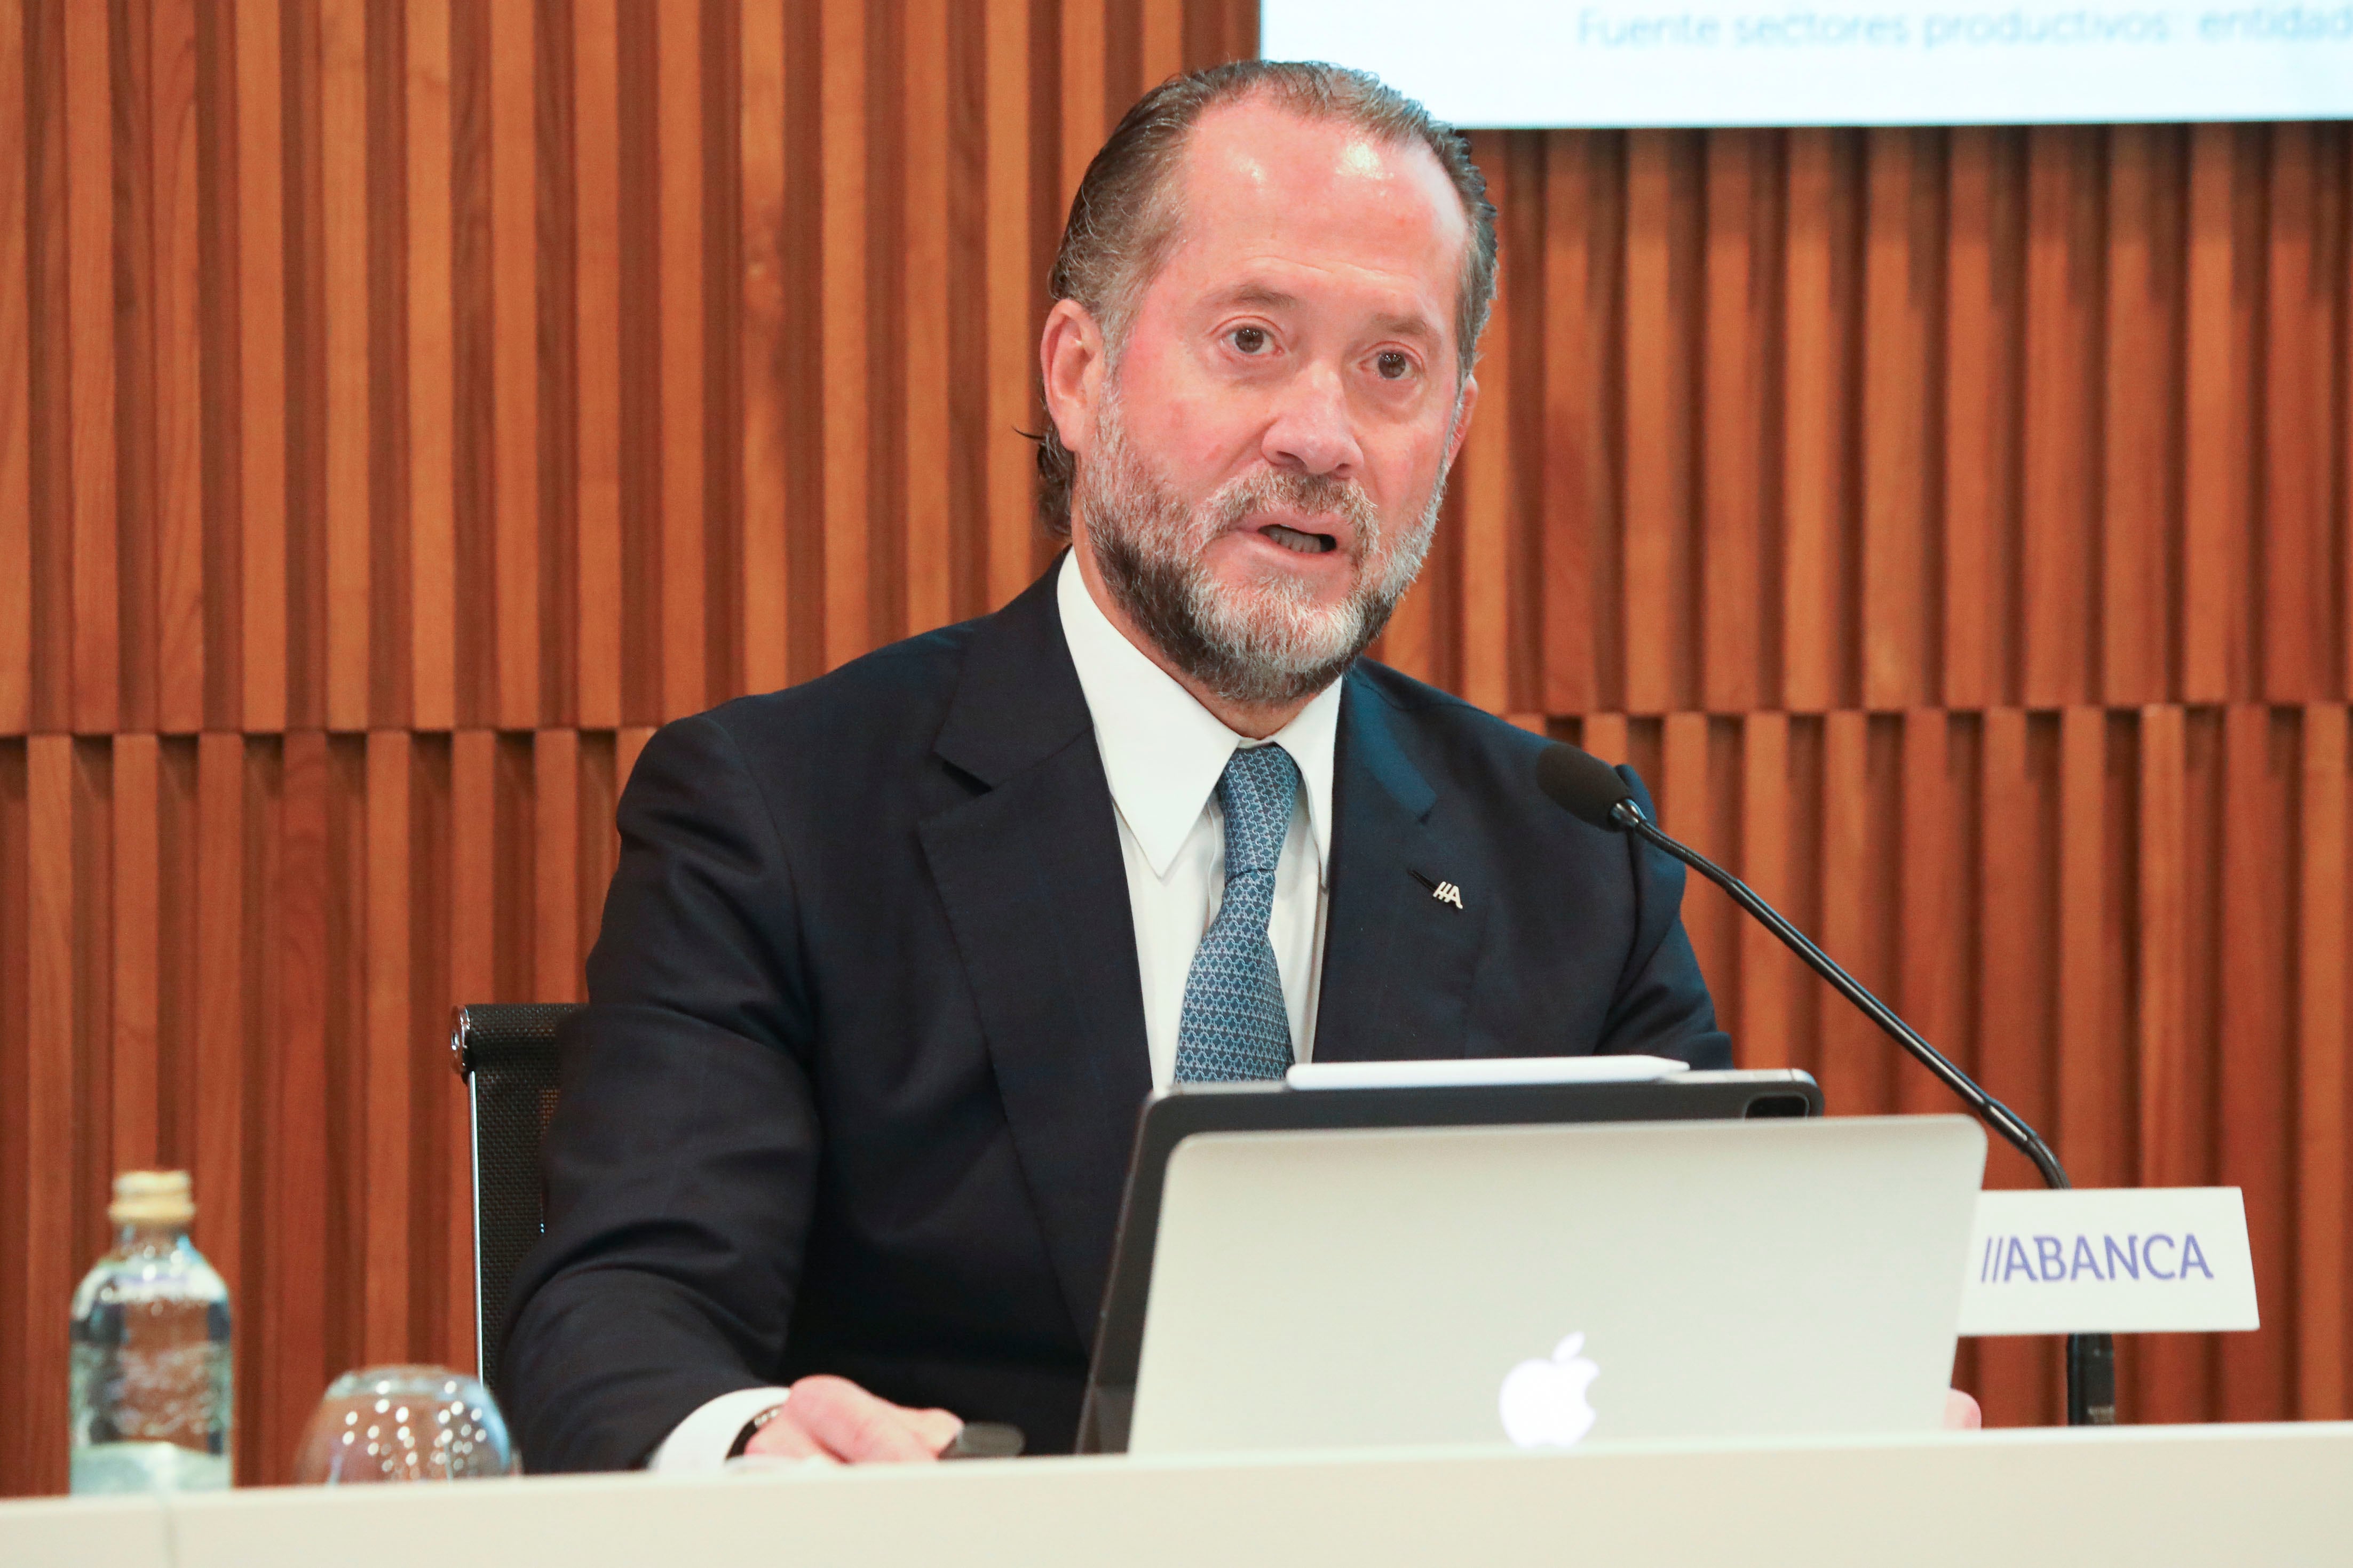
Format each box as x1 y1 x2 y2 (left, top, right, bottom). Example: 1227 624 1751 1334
449 1003 580 1393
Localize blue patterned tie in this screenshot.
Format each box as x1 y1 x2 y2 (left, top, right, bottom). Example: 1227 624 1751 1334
1173 744 1301 1083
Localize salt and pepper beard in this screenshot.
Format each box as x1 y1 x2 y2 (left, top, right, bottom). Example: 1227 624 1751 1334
1075 391 1447 710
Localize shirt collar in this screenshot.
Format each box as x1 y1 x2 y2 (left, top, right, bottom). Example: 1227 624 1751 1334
1058 552 1341 884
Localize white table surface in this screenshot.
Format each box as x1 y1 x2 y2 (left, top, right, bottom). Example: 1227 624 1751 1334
6 1421 2348 1568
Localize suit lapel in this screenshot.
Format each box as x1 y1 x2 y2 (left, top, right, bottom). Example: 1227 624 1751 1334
918 568 1151 1347
1312 674 1490 1063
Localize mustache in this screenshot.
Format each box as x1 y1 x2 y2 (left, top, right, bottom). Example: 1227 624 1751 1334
1207 468 1382 544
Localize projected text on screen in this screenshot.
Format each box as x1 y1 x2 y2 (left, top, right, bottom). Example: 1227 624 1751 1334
1262 1 2353 126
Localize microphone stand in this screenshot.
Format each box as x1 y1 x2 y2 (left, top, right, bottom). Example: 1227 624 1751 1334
1606 797 2117 1427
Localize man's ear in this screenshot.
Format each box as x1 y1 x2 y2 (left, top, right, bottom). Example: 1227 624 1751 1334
1443 373 1480 469
1040 299 1106 458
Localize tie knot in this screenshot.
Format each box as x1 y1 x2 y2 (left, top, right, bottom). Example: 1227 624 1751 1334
1217 744 1299 875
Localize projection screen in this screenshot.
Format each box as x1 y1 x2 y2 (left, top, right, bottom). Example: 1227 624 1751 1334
1261 1 2353 125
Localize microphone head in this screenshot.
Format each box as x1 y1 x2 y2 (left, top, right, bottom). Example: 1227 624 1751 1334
1536 743 1636 831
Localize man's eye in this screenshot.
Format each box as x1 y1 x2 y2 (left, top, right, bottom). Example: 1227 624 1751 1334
1376 350 1413 380
1230 326 1269 354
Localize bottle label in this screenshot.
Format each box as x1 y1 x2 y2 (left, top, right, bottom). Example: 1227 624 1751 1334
100 1344 226 1447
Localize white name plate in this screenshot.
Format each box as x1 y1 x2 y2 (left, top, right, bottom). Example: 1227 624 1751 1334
1957 1188 2258 1337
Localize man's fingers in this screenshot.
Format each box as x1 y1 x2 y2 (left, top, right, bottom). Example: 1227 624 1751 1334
1943 1388 1983 1430
787 1375 950 1462
741 1409 829 1461
910 1407 964 1455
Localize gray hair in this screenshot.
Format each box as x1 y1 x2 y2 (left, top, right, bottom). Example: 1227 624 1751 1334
1035 60 1499 537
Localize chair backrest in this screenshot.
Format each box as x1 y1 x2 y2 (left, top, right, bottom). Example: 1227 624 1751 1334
449 1002 580 1394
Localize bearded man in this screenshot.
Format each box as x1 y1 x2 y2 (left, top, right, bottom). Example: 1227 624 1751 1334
503 60 1730 1475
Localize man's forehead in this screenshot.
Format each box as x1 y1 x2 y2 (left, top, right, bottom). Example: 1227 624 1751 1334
1155 99 1469 317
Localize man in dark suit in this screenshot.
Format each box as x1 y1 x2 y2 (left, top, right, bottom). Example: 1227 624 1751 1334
504 61 1731 1474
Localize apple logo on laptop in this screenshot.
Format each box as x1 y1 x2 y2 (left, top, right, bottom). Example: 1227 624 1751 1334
1499 1332 1600 1447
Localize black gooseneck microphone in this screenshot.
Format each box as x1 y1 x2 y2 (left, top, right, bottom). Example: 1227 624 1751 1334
1536 741 2117 1428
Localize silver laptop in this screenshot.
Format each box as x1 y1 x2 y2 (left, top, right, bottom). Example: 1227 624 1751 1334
1127 1114 1986 1455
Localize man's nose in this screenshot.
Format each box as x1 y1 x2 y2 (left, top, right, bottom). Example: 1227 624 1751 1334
1261 363 1363 479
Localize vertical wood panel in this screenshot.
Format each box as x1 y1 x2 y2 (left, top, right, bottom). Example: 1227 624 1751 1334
190 733 249 1478
1817 712 1887 1112
2219 705 2293 1418
1660 713 1731 1017
2101 126 2180 706
1456 140 1512 714
22 738 75 1495
1060 0 1105 212
321 0 369 730
2128 705 2209 1445
1700 131 1768 713
1860 130 1938 710
407 0 454 730
983 0 1033 607
569 0 620 726
2 742 27 1492
2056 707 2117 1180
2181 125 2259 704
1539 131 1619 715
1896 709 1954 1114
111 736 160 1171
2301 704 2349 1418
2137 704 2194 1193
363 731 410 1363
2138 703 2216 1420
236 0 288 733
150 0 207 733
533 729 580 1003
262 731 329 1481
2021 130 2101 707
1975 707 2057 1421
116 0 159 738
1621 133 1694 715
2263 125 2343 704
0 0 27 735
1781 130 1854 713
1737 712 1792 1069
445 728 495 1373
488 0 537 727
1140 0 1183 85
1940 129 2016 711
65 1 117 732
819 0 868 668
658 1 708 712
69 739 112 1279
1976 710 2052 1184
903 0 952 637
736 0 790 695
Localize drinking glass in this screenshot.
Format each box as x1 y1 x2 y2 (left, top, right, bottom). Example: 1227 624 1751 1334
292 1365 514 1483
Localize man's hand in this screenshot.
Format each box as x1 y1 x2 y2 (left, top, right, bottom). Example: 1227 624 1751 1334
742 1375 963 1463
1944 1388 1983 1430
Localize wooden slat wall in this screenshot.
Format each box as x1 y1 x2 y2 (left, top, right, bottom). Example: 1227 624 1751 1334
1 0 2348 1494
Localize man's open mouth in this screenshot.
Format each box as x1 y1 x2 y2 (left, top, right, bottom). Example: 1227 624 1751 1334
1259 522 1339 555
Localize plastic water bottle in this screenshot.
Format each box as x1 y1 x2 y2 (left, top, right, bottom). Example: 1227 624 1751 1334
68 1171 234 1493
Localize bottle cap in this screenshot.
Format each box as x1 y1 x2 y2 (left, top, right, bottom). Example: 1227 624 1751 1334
109 1169 194 1227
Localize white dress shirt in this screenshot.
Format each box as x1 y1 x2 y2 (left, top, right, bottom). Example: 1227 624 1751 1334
1056 552 1339 1085
652 552 1340 1469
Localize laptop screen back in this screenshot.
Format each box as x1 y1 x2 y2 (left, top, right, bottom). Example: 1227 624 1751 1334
1128 1115 1985 1455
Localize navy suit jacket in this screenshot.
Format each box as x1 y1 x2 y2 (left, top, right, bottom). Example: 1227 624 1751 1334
503 564 1732 1472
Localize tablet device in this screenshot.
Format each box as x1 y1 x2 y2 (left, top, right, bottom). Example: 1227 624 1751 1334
1075 1064 1827 1453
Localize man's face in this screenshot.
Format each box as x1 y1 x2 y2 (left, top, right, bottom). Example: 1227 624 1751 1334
1060 99 1478 708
